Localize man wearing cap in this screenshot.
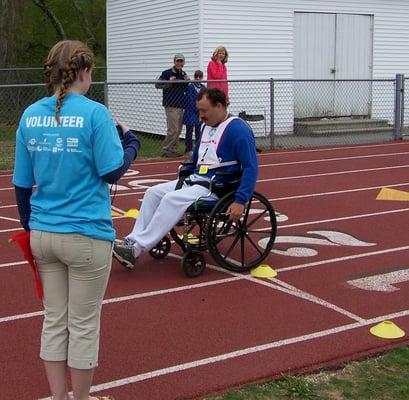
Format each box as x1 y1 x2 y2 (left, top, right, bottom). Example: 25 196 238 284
155 54 190 157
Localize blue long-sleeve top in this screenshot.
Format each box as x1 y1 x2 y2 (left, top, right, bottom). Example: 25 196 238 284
15 130 140 231
191 118 258 204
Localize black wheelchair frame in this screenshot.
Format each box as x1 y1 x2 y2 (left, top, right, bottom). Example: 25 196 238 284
149 161 277 277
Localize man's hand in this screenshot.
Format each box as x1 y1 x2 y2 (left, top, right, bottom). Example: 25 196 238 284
227 202 245 222
184 74 190 80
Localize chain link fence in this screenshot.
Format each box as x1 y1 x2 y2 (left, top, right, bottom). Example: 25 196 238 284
0 67 106 85
0 76 406 170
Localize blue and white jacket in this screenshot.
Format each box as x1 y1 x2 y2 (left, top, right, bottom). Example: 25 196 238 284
191 117 258 204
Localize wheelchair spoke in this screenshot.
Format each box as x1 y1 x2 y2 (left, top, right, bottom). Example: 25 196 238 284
244 233 264 256
245 208 269 229
242 197 253 226
240 235 245 267
214 231 237 242
222 232 241 261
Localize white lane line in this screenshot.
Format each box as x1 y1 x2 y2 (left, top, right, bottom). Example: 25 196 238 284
103 276 242 305
0 227 21 233
278 207 409 229
270 181 409 201
5 140 409 181
4 179 409 209
276 245 409 273
114 151 409 181
0 261 27 269
75 308 409 395
0 216 19 222
0 310 44 322
258 141 409 155
166 254 365 322
191 255 365 322
3 172 409 210
0 276 243 324
258 164 409 183
268 278 365 322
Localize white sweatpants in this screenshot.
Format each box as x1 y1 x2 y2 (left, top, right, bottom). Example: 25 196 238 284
127 179 216 256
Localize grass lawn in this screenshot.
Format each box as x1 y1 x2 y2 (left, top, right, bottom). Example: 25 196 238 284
205 346 409 400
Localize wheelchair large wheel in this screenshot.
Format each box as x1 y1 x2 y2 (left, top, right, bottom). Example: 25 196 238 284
149 236 171 259
207 191 277 272
182 251 206 277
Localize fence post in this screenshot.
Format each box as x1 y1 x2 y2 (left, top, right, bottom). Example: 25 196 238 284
269 78 274 150
103 80 108 107
401 74 405 136
394 73 404 140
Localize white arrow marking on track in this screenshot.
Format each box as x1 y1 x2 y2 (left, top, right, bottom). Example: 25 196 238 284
347 268 409 292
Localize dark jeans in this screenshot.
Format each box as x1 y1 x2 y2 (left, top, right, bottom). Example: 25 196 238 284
185 124 201 152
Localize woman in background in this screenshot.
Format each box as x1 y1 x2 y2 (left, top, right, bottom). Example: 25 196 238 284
206 46 229 103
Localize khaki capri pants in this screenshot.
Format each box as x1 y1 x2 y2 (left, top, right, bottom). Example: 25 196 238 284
30 230 112 370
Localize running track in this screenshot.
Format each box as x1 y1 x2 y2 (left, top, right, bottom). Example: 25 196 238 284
1 141 409 399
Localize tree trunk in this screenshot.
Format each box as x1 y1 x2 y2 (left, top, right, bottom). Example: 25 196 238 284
0 0 24 66
70 0 101 53
32 0 66 40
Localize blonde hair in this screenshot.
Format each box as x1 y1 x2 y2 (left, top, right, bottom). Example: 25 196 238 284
211 46 229 64
44 40 95 123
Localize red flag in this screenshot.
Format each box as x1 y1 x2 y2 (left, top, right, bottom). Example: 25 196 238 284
10 231 43 300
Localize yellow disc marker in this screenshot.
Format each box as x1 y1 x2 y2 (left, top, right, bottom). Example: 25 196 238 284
376 187 409 201
250 264 278 279
123 209 139 219
178 233 200 244
369 320 405 339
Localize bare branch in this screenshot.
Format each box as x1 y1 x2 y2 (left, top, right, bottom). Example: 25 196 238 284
32 0 66 40
70 0 101 52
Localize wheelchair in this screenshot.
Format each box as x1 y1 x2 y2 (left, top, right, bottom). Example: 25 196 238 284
149 161 277 277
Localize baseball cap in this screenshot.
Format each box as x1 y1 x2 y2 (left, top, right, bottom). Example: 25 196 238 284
174 53 185 61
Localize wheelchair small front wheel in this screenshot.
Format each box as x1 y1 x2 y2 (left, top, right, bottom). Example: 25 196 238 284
149 236 171 259
181 251 206 277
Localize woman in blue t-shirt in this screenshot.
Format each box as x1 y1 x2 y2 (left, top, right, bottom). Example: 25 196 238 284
12 40 138 400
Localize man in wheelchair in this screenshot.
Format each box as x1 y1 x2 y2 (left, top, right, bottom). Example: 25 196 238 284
113 87 258 269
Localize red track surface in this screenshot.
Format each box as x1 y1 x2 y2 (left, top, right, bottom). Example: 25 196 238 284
1 141 409 400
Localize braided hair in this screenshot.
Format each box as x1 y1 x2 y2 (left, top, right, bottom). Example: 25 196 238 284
43 40 95 123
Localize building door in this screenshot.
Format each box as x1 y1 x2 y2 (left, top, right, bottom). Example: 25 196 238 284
294 12 373 118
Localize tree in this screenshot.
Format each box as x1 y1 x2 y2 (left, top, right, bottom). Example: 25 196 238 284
32 0 66 40
0 0 25 67
1 0 106 69
70 0 101 54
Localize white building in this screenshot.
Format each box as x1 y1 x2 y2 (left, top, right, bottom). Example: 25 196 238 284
106 0 409 135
